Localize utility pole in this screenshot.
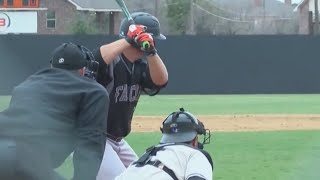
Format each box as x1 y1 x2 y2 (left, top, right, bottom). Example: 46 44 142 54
315 0 319 34
189 0 195 35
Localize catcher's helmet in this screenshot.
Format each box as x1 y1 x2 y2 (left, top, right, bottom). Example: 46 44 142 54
119 12 166 40
160 108 210 144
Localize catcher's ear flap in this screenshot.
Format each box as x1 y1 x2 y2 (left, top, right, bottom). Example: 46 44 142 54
160 127 163 133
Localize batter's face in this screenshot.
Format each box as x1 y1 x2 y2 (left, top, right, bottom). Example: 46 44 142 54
133 46 144 57
124 46 144 62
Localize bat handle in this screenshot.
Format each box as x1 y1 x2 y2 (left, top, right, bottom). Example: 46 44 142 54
128 19 135 25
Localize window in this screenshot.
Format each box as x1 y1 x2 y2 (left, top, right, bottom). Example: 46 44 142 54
22 0 28 6
1 0 38 8
47 11 56 28
7 0 13 6
30 0 36 6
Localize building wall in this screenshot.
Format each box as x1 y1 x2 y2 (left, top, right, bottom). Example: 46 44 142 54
299 2 310 34
37 0 76 34
36 0 122 35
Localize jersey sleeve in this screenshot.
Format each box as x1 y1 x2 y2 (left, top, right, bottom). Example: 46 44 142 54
92 47 112 88
185 151 213 180
138 60 167 96
72 86 109 180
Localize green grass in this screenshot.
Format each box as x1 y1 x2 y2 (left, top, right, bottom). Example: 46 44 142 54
2 94 320 114
135 94 320 115
57 131 320 180
209 130 320 180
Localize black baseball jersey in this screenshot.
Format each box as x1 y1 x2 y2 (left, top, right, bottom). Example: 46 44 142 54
93 49 165 138
0 68 109 180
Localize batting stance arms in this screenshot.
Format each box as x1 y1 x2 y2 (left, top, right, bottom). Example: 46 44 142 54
115 108 213 180
99 34 168 86
0 43 108 180
93 12 169 180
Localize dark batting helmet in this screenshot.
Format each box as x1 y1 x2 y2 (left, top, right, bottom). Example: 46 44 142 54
160 108 211 145
119 12 166 40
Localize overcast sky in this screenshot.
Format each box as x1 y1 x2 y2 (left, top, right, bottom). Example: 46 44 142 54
278 0 301 4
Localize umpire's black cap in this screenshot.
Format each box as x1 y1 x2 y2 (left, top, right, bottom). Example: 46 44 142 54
50 42 87 70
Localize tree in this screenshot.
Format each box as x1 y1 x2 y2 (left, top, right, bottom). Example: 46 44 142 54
193 0 235 35
68 12 99 35
166 0 191 34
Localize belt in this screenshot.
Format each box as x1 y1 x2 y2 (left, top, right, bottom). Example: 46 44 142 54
106 134 123 142
146 160 178 180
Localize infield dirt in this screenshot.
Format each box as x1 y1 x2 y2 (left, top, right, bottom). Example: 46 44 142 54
131 115 320 132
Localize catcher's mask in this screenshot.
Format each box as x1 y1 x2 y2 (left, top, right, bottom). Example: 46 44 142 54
160 108 211 148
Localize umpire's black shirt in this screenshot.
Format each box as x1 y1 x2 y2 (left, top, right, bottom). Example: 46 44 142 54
0 68 109 180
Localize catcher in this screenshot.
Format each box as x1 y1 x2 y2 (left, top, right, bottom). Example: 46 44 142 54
115 108 213 180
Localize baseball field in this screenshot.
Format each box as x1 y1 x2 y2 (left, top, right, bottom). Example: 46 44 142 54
1 94 320 180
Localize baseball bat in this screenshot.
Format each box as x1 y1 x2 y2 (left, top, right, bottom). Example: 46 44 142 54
115 0 150 49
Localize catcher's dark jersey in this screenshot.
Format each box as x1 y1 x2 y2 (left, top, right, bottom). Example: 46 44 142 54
0 68 108 180
93 49 164 138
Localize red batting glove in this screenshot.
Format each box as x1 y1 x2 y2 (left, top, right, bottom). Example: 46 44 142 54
125 24 146 45
136 33 157 56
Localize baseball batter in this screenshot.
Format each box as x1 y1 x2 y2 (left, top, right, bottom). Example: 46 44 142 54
93 12 169 180
115 108 213 180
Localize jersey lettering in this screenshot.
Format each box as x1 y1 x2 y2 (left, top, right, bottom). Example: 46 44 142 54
119 84 128 102
115 84 140 103
129 84 140 102
115 85 123 103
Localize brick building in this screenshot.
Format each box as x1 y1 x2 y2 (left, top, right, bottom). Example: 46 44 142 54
0 0 122 34
294 0 320 34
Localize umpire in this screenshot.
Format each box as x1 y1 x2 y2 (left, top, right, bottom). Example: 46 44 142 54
0 43 109 180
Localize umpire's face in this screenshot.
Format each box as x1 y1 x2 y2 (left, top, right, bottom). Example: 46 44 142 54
78 67 85 76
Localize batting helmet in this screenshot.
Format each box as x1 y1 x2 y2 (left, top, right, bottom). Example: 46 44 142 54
119 12 166 40
160 108 211 145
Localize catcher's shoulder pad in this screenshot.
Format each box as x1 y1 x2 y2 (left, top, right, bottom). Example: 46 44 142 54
134 144 166 166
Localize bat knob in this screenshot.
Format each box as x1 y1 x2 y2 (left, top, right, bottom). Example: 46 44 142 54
142 41 150 49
